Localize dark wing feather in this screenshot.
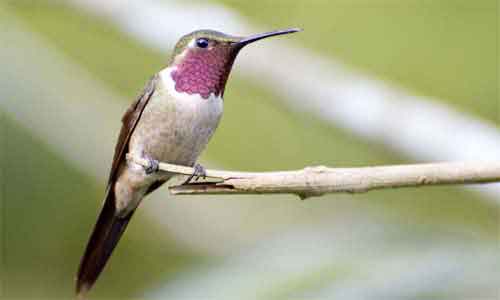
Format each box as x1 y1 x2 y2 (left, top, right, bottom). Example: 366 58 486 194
107 74 159 185
76 75 159 297
76 187 134 296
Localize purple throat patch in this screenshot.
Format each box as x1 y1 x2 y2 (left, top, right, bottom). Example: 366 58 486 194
171 46 235 99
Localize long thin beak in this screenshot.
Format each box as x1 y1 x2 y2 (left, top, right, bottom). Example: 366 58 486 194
236 28 302 48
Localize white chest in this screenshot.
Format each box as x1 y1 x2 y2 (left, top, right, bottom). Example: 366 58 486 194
159 66 223 125
129 67 223 165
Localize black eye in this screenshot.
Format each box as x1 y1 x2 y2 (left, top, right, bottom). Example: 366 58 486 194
196 38 209 48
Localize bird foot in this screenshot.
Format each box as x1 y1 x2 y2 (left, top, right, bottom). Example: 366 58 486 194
144 156 159 174
182 163 206 185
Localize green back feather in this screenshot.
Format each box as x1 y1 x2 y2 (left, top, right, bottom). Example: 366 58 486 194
170 29 241 63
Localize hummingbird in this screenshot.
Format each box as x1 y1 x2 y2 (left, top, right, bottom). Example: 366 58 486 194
76 28 300 297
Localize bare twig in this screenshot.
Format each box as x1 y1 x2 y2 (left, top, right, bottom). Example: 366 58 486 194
126 154 500 199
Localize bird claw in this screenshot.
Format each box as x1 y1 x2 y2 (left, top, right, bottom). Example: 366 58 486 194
182 163 206 185
144 157 159 174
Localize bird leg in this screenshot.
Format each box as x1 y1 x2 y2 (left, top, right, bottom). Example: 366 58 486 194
144 156 159 174
182 163 206 185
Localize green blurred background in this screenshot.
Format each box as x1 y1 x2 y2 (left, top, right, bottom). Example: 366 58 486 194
1 1 499 299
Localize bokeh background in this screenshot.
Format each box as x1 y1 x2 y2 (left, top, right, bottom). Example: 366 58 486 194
1 0 499 299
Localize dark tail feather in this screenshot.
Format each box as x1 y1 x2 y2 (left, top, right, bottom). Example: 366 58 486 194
76 187 135 297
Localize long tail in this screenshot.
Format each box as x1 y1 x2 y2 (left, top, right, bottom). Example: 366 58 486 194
76 187 135 297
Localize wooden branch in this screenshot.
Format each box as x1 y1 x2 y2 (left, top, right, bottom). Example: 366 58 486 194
126 155 500 199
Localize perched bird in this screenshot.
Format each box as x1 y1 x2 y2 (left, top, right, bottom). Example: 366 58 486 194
76 28 301 297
